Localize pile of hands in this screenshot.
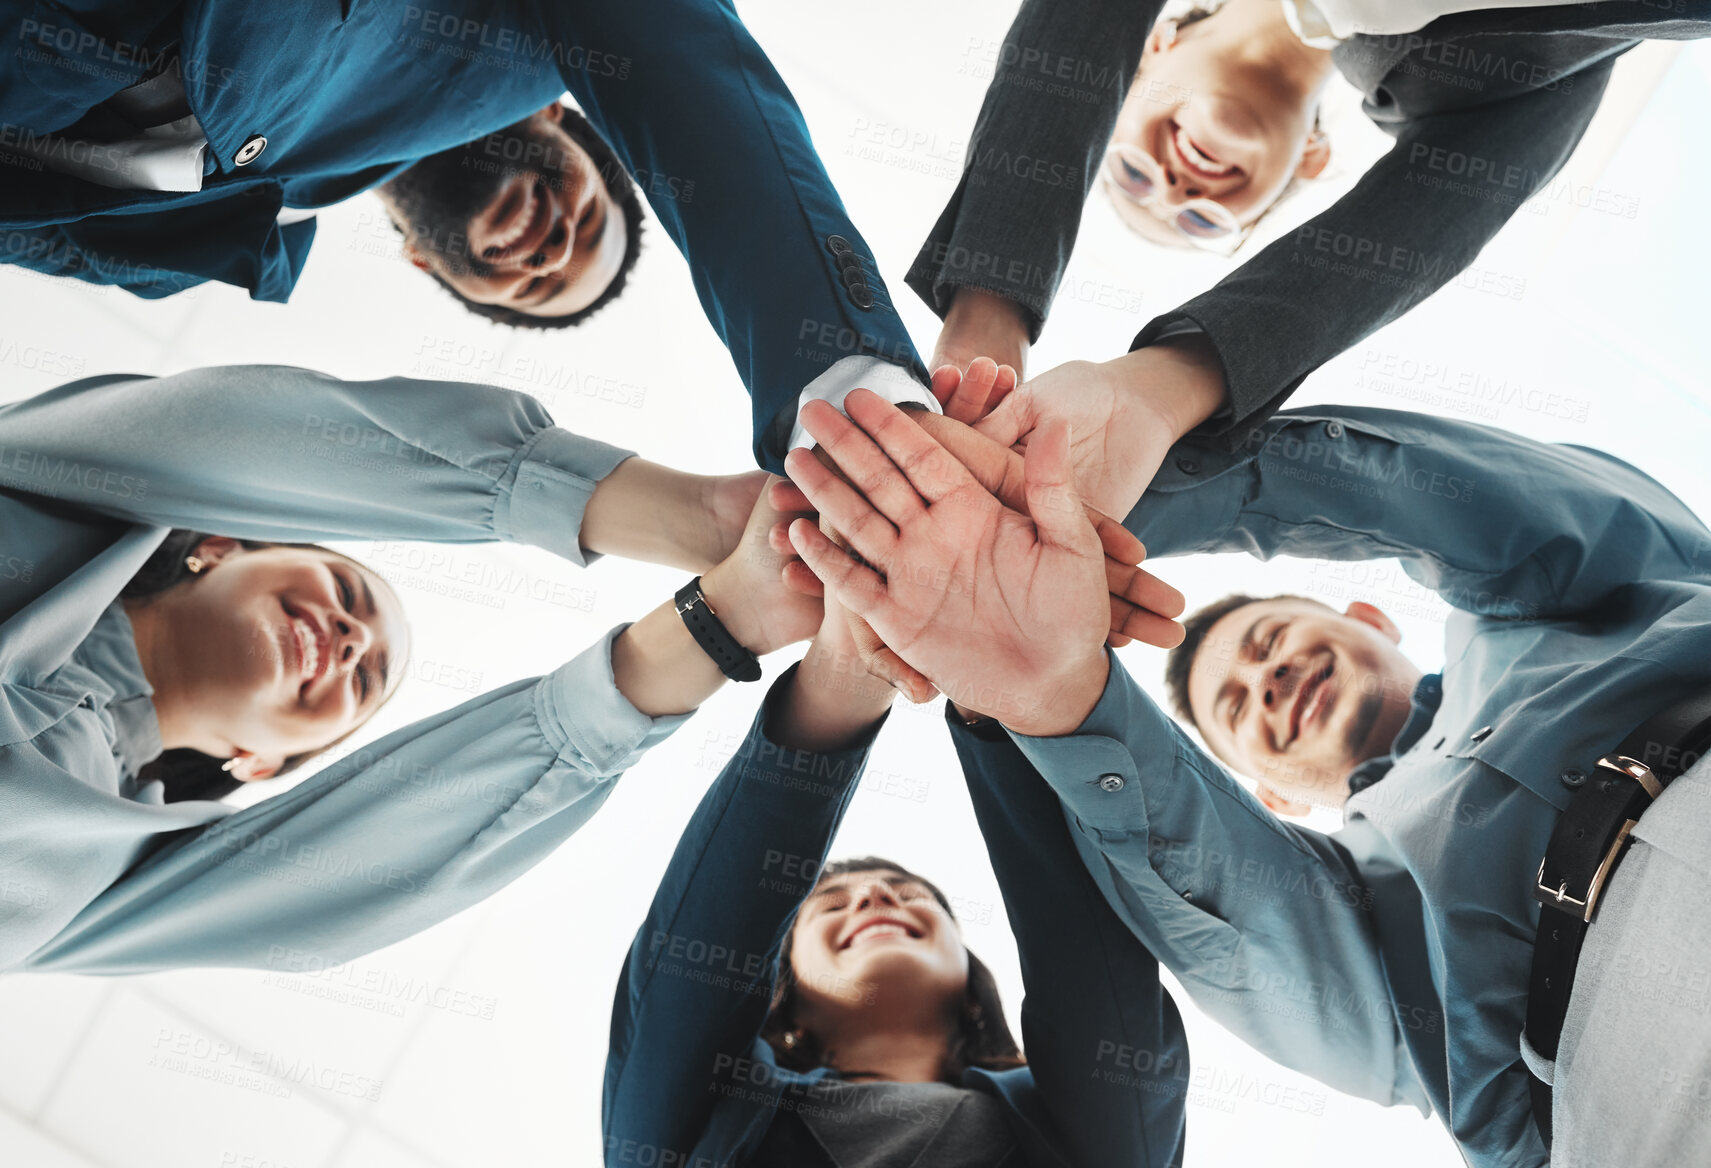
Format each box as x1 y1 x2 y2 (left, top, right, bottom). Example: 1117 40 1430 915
703 295 1226 736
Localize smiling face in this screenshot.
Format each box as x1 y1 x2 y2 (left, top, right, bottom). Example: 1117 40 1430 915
380 104 632 319
1185 598 1420 813
788 868 969 1025
149 539 409 778
1105 0 1331 247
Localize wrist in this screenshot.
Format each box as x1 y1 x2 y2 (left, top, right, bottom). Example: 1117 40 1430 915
697 563 775 657
1000 652 1110 738
1114 335 1227 441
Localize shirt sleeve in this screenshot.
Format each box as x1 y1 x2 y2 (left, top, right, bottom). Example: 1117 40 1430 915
1131 407 1711 619
528 0 925 472
19 626 690 974
786 355 939 453
0 365 634 565
905 0 1156 339
1137 54 1617 441
603 664 882 1159
948 711 1189 1168
1000 651 1427 1110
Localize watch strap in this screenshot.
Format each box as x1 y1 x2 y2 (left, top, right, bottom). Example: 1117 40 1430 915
675 577 762 682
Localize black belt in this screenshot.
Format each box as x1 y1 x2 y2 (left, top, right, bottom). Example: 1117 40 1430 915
1525 691 1711 1146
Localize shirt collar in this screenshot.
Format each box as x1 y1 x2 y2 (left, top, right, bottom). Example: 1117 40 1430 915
1346 673 1442 795
76 602 165 784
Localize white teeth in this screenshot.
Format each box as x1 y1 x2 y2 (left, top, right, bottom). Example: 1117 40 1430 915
295 618 319 681
1174 126 1235 176
851 923 910 947
489 184 536 250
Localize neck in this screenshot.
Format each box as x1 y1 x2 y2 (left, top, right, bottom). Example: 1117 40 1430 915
121 596 204 752
821 1026 953 1084
1212 0 1335 98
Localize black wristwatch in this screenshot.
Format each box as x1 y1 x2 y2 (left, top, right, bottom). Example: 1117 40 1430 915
675 577 762 682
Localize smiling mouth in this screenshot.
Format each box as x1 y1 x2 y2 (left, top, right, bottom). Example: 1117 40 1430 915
1288 657 1336 747
479 176 562 264
841 918 923 950
1169 121 1238 181
281 602 328 699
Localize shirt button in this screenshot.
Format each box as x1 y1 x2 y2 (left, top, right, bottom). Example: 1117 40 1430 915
1175 457 1200 475
826 235 853 257
1098 773 1126 793
1560 767 1588 790
1326 421 1344 439
1470 726 1493 743
848 284 874 310
233 134 268 166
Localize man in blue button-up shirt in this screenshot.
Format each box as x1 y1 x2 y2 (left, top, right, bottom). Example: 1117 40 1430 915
0 0 931 470
780 390 1711 1168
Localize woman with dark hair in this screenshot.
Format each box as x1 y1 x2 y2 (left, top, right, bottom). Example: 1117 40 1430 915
603 599 1190 1167
0 363 822 975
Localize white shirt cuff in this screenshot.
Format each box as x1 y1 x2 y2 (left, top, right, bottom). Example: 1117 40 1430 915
787 356 939 452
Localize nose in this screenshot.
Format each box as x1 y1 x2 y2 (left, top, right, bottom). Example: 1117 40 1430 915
330 612 374 674
853 880 902 911
1257 661 1293 743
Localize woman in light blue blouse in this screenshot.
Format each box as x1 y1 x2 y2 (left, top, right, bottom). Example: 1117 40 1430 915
0 364 823 975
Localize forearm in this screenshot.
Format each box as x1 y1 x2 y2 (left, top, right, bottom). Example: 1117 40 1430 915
1136 65 1614 439
605 663 878 1152
539 0 922 471
25 629 687 974
1006 654 1409 1104
905 0 1158 331
767 632 895 753
1132 408 1711 615
0 365 631 564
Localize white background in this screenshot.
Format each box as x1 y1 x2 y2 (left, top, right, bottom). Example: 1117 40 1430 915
1 4 1708 1166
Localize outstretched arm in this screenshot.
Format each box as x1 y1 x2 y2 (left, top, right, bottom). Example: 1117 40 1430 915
532 0 928 470
603 608 894 1158
951 711 1189 1168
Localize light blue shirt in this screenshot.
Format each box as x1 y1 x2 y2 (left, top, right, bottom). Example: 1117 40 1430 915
0 365 691 974
995 409 1711 1168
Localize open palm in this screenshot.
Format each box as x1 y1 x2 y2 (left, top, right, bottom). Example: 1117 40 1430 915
784 391 1112 735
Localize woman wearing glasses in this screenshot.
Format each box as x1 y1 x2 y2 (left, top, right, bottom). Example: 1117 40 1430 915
0 364 821 974
603 598 1189 1167
906 0 1707 500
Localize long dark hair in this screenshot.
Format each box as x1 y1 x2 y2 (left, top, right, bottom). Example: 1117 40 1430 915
760 856 1026 1082
120 530 367 803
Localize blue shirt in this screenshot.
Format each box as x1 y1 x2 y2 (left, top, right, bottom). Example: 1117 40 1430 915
978 408 1711 1168
0 0 922 469
0 364 693 974
603 673 1189 1168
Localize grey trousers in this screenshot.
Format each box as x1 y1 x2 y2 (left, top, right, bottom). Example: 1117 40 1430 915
1551 756 1711 1166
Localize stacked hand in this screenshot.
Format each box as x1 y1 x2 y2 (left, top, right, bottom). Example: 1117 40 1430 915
779 390 1182 736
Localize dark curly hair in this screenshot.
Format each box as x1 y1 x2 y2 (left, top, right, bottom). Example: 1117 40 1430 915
383 104 645 329
759 856 1025 1082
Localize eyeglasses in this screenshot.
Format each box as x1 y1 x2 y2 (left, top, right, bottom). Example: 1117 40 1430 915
1102 143 1248 253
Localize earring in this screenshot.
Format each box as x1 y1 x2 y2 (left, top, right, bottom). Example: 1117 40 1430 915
186 556 207 574
781 1030 801 1050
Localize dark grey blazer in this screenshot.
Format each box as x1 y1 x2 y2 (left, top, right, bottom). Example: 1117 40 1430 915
907 0 1709 444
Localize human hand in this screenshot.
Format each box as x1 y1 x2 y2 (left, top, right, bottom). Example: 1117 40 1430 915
783 391 1114 736
699 474 823 657
773 414 1187 651
929 287 1030 389
976 338 1227 521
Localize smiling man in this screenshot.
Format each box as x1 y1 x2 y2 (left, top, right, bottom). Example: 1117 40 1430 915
0 0 929 470
1169 593 1419 815
376 103 644 326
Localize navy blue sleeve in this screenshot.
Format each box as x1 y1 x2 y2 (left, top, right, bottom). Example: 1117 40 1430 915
602 665 882 1162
